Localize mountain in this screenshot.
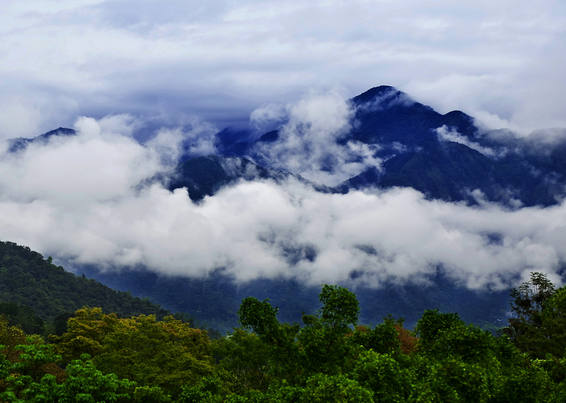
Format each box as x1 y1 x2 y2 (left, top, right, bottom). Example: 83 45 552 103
166 85 566 207
7 127 76 153
18 88 565 207
345 140 558 205
0 241 169 332
342 86 562 205
111 85 563 329
349 85 477 146
168 155 291 201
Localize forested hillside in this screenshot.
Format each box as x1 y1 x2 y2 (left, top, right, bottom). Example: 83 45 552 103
0 241 169 333
0 273 565 401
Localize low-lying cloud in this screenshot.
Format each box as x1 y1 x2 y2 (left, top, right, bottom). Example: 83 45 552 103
1 116 565 291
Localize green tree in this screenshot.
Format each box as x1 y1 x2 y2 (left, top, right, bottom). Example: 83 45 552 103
297 285 361 375
490 359 555 403
51 355 137 402
540 287 566 357
52 308 213 394
511 272 555 320
505 272 566 358
319 285 359 332
0 303 44 335
238 297 300 382
353 350 410 402
416 309 462 350
213 329 271 393
351 316 402 356
238 298 280 344
178 375 224 403
266 374 374 403
297 315 358 376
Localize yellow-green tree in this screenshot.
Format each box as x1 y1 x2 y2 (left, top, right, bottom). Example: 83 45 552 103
52 307 213 393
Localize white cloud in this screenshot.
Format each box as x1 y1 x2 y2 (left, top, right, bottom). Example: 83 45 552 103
436 125 498 157
249 104 287 133
252 91 381 185
0 117 162 206
1 117 566 291
0 97 42 139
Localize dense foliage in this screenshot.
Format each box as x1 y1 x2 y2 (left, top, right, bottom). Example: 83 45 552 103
0 241 169 334
0 275 566 401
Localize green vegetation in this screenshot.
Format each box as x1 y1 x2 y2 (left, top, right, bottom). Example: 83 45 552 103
0 274 565 401
0 241 169 334
0 242 565 401
505 272 566 358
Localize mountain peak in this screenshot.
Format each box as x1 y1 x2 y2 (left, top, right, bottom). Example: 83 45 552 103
7 127 76 153
352 85 404 104
41 127 75 138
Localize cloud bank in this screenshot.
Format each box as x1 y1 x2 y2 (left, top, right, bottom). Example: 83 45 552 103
1 116 565 291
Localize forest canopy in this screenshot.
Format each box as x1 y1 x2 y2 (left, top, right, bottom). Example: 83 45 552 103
0 274 565 401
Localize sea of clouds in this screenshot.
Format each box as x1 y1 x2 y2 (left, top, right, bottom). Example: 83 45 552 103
1 104 565 291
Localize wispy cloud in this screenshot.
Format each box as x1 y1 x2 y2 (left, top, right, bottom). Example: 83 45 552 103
252 91 381 186
436 125 498 157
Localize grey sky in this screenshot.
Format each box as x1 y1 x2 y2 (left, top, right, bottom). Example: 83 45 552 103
1 0 565 138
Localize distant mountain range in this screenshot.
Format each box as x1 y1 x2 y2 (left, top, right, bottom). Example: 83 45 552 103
10 85 566 206
168 85 566 206
7 85 566 331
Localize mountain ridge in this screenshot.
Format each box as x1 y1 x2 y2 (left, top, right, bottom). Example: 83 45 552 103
11 85 566 207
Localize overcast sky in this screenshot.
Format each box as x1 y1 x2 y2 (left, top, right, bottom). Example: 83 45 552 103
1 0 565 138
